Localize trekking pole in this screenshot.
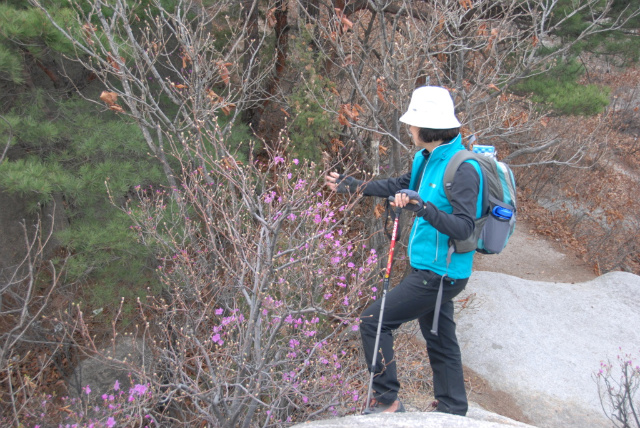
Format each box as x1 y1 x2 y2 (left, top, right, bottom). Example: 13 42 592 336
363 196 402 415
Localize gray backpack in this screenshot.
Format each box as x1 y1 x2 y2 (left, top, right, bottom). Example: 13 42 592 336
443 149 517 254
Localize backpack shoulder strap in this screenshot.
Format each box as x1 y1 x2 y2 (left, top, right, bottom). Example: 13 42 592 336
443 150 475 203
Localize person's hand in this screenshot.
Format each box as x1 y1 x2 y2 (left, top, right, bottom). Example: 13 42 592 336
392 189 426 214
325 172 340 192
325 172 363 194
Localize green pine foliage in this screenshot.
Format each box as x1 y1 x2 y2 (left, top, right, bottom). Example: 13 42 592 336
0 43 24 84
0 2 76 59
513 0 639 116
288 79 337 162
514 59 610 116
286 31 340 162
550 0 640 66
0 0 177 312
0 93 166 310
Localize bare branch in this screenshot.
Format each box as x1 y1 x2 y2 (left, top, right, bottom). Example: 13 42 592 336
0 115 12 166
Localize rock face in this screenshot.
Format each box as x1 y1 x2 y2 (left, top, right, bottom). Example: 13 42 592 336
290 407 537 428
67 337 153 398
457 271 640 428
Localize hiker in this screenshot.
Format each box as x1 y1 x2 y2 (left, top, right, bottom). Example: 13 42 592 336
325 86 482 415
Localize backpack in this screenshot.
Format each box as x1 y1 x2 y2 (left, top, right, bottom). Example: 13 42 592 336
443 145 517 254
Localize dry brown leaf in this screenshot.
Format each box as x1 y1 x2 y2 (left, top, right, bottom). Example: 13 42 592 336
181 52 191 69
377 78 386 103
100 91 124 113
503 111 529 128
207 89 223 103
107 53 123 71
221 103 236 115
221 156 242 170
100 91 118 106
217 61 233 85
330 138 344 153
338 104 363 126
341 16 354 32
459 0 473 10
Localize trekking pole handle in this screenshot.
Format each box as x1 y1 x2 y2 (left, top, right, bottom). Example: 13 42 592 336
388 195 418 212
388 196 402 215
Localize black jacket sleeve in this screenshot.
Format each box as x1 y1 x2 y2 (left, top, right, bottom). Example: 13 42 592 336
360 171 412 198
419 162 480 240
355 160 480 241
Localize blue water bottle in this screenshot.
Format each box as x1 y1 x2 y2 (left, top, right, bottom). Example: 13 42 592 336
492 206 513 220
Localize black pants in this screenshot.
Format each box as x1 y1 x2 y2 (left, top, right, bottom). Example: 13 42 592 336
360 268 469 415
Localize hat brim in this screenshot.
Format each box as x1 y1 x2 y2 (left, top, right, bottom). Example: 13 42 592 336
399 110 461 129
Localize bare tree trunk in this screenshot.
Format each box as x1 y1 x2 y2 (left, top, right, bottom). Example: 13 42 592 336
242 0 262 131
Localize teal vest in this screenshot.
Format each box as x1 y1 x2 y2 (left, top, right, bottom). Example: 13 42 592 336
407 134 482 279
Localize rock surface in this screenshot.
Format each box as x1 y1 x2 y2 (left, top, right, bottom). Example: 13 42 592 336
457 270 640 428
290 406 537 428
67 337 153 398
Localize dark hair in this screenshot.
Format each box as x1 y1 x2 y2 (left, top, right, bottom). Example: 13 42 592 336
418 127 460 144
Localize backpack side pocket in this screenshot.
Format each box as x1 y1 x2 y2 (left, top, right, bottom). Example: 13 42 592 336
478 198 515 254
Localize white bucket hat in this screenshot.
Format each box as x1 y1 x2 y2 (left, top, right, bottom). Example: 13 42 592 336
399 86 461 129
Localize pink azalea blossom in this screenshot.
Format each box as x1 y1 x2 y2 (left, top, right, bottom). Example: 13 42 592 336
133 384 147 395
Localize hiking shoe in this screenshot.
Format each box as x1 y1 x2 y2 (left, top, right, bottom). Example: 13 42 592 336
362 399 405 415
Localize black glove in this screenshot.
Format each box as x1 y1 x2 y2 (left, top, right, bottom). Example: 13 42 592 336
398 189 429 217
336 175 363 194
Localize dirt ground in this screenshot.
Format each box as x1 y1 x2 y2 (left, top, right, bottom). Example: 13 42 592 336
473 217 598 284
